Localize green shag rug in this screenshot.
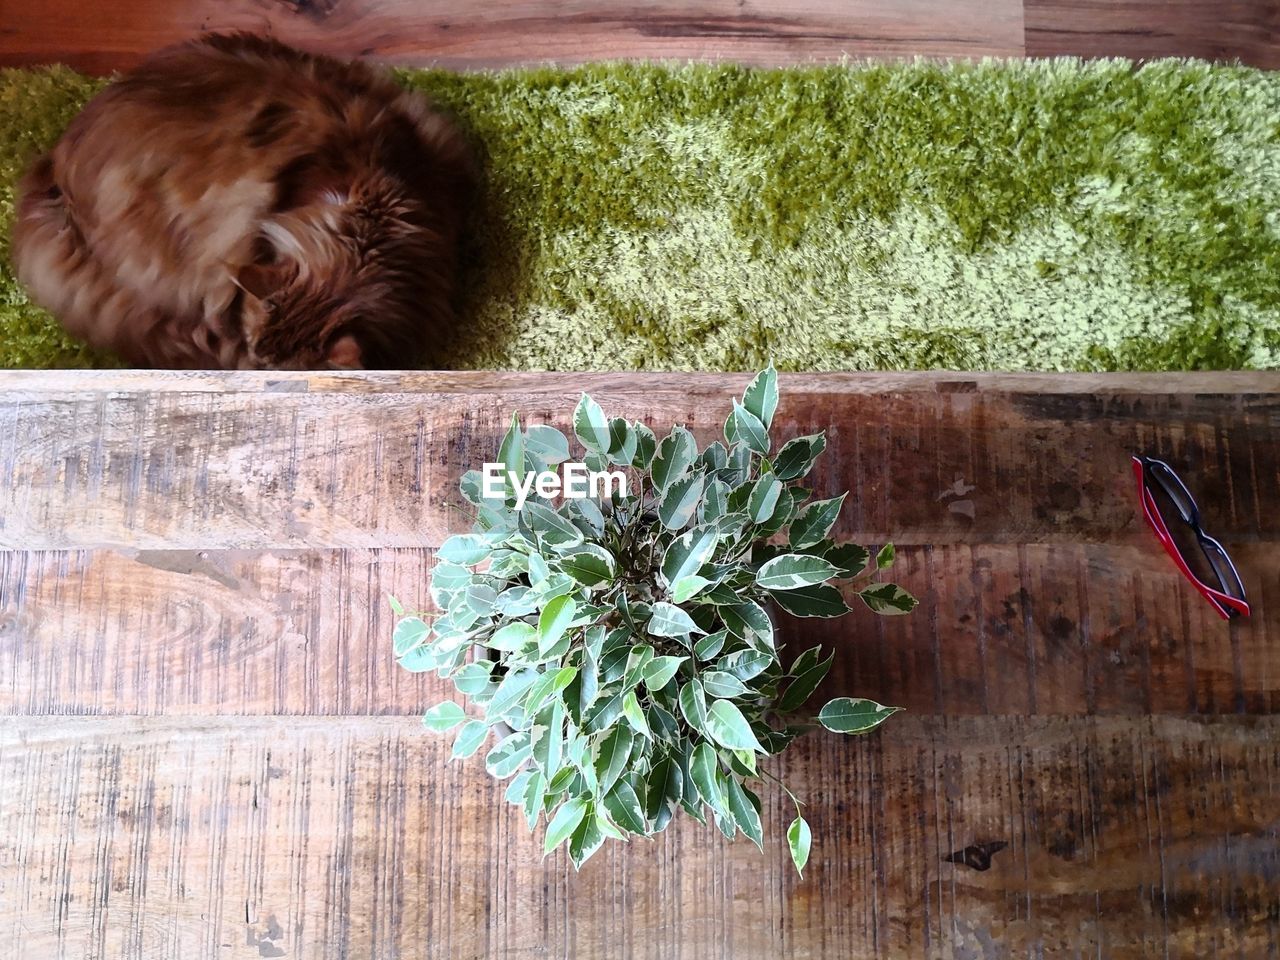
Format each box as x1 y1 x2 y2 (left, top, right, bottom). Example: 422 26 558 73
2 59 1279 371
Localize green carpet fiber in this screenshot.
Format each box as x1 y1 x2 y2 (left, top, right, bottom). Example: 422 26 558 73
2 59 1279 371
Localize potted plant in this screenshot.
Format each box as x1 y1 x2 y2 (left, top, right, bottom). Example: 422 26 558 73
392 367 916 872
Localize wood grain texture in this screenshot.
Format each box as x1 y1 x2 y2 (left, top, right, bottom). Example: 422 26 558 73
2 543 1276 718
0 0 1025 73
1 372 1277 550
2 715 1278 960
1 370 1279 958
3 0 1280 72
1025 0 1280 67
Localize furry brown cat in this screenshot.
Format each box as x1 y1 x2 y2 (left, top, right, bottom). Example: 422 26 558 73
12 33 475 369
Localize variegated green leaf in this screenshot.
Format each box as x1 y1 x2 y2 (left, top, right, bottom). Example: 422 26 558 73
741 363 778 429
859 582 918 615
538 594 577 654
756 554 841 591
660 525 719 587
818 697 900 733
422 701 467 732
706 700 766 753
573 394 610 453
729 400 769 454
647 601 705 638
451 720 489 759
622 690 652 740
651 427 697 494
544 796 589 853
789 494 846 550
525 424 570 464
788 815 812 876
658 472 704 530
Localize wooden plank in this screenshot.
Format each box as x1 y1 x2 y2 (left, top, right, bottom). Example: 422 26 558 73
1025 0 1280 68
2 543 1275 718
0 0 1025 74
1 373 1276 550
1 368 1277 395
0 548 433 718
2 714 1276 959
5 0 1278 78
1 370 1275 957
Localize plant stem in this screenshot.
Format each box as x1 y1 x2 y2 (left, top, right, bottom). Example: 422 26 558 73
758 765 804 809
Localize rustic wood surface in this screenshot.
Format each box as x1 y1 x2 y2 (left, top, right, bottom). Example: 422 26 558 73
0 0 1025 72
1024 0 1280 66
2 0 1278 71
1 370 1278 958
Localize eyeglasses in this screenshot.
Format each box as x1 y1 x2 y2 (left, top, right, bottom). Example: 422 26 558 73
1132 455 1249 621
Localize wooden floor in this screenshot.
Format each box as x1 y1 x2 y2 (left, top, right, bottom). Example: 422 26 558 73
0 0 1277 71
1 370 1278 959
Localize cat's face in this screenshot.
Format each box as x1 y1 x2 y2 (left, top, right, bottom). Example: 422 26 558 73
233 192 441 371
236 270 367 370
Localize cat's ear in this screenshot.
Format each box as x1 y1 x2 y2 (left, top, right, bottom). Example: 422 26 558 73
327 334 363 369
234 262 288 301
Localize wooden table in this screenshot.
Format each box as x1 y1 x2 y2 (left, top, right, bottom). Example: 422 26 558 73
0 370 1277 959
4 0 1280 72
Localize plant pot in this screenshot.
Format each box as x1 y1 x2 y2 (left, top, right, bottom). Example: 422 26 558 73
479 645 513 740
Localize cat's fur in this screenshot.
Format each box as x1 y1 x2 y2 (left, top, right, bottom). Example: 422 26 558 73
12 33 475 369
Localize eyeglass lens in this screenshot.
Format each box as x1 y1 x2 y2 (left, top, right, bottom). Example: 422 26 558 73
1200 537 1246 600
1147 460 1198 525
1144 481 1216 584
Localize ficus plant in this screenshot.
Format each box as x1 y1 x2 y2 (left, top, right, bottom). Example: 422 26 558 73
392 366 917 873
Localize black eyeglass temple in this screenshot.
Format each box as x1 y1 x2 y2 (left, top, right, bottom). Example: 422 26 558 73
1143 457 1200 525
1199 535 1247 600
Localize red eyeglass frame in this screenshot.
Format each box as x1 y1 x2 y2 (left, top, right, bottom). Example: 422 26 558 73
1131 456 1250 621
